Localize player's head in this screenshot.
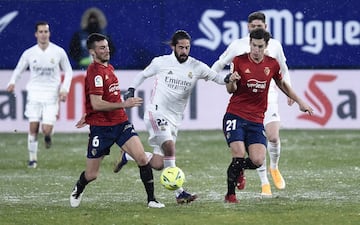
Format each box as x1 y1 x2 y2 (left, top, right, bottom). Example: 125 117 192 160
249 28 271 61
247 11 267 32
35 21 50 45
86 33 110 63
170 30 191 63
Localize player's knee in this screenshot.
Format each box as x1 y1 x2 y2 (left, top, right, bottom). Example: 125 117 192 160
250 156 265 167
267 135 279 144
136 154 149 166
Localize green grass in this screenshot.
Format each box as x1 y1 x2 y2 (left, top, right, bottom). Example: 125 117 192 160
0 130 359 225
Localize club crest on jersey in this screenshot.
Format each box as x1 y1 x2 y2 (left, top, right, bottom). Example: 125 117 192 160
50 58 55 64
188 72 193 79
264 67 270 76
91 148 97 156
94 75 103 87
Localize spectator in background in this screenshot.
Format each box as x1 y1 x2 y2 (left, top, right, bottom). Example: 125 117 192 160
69 7 115 69
7 21 73 168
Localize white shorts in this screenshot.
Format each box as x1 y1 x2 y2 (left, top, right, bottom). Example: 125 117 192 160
24 100 59 125
143 109 178 156
264 90 280 126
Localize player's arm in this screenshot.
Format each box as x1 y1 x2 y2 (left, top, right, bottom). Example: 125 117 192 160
274 79 313 115
124 59 158 99
7 52 29 92
274 41 294 106
59 50 74 101
211 41 239 73
90 94 143 111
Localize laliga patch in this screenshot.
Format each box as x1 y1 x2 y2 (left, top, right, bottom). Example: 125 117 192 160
94 75 103 87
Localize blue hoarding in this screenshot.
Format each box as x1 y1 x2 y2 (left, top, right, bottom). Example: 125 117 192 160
0 0 359 69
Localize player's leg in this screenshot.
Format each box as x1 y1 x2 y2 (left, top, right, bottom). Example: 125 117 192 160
156 123 197 204
245 120 270 197
223 113 248 203
224 141 247 203
70 157 102 208
119 122 164 208
114 114 159 172
27 121 40 168
256 161 272 196
256 100 278 195
70 125 111 208
265 121 285 189
41 101 59 149
24 101 42 168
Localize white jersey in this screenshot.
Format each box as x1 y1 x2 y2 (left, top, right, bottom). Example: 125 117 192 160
211 36 291 104
131 52 225 126
8 42 73 103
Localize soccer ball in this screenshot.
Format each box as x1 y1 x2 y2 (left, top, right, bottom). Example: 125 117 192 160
160 166 185 191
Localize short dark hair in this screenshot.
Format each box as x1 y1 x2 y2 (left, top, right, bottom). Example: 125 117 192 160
86 33 107 49
250 28 271 44
170 30 191 46
35 21 49 31
248 11 266 23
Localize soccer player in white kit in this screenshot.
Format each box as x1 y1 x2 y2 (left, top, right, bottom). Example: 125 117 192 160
212 12 294 196
7 21 73 168
114 30 226 204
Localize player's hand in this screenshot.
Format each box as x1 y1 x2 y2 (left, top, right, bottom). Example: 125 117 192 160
7 84 15 93
299 102 314 115
124 88 135 100
75 113 87 128
287 97 295 106
124 97 143 108
231 72 241 82
224 72 241 83
59 92 68 102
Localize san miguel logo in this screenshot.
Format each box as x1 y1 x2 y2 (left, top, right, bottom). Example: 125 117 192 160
298 74 337 126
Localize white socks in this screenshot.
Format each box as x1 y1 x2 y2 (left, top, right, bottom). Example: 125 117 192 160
28 134 38 161
124 151 153 161
268 141 281 169
257 158 270 185
257 141 281 185
163 157 175 168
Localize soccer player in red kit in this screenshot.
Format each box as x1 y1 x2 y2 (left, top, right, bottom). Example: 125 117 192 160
70 33 164 208
223 28 314 203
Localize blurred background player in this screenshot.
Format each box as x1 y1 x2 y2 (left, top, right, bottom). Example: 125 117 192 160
212 11 294 196
69 7 115 69
114 30 226 204
223 28 313 203
7 21 73 168
70 33 164 208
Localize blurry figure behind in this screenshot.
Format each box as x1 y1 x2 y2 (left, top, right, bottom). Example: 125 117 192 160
69 7 115 69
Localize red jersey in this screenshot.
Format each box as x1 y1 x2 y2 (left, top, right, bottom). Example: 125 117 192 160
84 62 128 126
226 53 283 123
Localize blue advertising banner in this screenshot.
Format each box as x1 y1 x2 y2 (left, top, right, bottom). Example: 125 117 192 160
0 0 359 69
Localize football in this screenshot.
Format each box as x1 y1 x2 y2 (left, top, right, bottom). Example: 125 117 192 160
160 166 185 190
